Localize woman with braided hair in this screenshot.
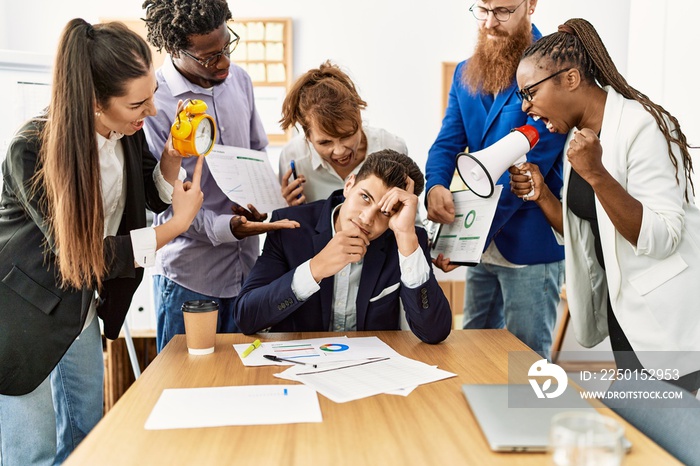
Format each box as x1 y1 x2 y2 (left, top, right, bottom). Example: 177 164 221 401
278 60 407 206
509 18 700 390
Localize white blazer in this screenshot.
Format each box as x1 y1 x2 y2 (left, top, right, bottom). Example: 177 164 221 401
562 87 700 376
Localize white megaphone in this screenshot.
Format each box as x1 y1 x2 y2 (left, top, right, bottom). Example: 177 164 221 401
456 125 539 198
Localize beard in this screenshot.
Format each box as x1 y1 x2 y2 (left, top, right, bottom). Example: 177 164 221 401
462 20 533 95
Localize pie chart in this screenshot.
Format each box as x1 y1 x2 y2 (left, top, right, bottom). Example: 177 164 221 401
319 343 349 352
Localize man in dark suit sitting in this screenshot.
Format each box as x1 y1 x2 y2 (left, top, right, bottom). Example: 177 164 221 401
234 149 452 344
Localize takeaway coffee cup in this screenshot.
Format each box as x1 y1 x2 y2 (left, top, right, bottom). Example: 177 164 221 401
182 300 218 355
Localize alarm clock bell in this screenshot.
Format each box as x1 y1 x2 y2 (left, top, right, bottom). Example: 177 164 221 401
171 99 217 157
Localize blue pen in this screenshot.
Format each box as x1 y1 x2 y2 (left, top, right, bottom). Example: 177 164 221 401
290 160 302 199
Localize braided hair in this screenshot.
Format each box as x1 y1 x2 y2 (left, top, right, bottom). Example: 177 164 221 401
142 0 232 53
523 18 694 199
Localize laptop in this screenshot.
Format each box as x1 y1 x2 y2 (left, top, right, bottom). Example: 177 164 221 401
462 384 631 452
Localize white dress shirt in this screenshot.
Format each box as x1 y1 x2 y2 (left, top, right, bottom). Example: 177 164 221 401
290 203 430 331
81 131 177 332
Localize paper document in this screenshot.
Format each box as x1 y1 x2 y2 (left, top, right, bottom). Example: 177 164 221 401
430 186 502 265
205 145 287 213
275 356 456 403
144 385 322 430
234 336 403 367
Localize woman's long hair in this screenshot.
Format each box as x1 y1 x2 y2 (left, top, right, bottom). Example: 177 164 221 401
37 19 152 290
523 18 694 200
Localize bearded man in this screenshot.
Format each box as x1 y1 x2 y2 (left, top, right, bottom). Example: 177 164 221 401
425 0 566 359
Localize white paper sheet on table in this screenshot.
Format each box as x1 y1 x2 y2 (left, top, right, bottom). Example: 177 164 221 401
233 336 403 367
144 385 322 430
274 355 456 403
205 144 286 213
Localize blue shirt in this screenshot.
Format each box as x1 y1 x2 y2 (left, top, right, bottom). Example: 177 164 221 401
143 57 268 297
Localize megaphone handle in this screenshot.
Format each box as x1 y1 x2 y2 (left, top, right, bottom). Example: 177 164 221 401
516 163 535 198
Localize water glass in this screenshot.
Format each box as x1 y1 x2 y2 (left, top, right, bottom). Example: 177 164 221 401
549 411 624 466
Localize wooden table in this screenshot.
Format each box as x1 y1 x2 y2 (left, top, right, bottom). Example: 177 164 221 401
66 330 678 465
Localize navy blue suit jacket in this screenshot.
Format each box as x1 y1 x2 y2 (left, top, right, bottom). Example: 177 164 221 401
234 191 452 344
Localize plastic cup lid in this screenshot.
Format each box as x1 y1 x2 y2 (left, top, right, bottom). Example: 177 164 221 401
181 300 218 312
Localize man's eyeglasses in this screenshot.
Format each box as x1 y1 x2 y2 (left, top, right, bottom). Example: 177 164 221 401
469 0 527 23
179 27 240 69
516 69 569 102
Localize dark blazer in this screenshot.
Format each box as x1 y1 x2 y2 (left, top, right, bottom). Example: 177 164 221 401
234 191 452 344
0 119 169 395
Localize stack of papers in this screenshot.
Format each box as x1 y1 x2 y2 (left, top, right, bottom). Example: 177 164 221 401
144 337 455 430
233 336 456 403
275 355 455 403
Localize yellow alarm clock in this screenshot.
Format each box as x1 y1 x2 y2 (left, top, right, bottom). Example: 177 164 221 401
171 99 217 157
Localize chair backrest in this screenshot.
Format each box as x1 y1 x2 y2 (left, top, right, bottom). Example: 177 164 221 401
603 377 700 466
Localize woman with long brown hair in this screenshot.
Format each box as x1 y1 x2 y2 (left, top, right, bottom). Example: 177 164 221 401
510 18 700 391
0 18 203 464
278 60 407 205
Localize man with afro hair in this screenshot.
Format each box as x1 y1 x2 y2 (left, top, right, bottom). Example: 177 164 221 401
142 0 299 352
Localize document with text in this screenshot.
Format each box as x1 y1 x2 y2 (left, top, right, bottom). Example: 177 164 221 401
205 144 287 214
430 186 502 266
274 355 456 403
233 336 403 367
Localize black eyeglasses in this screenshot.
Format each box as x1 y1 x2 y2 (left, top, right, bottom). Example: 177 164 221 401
469 0 527 23
180 27 240 69
516 69 569 102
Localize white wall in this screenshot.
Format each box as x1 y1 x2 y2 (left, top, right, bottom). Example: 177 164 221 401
628 0 700 190
11 0 700 201
2 0 629 170
0 2 7 49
